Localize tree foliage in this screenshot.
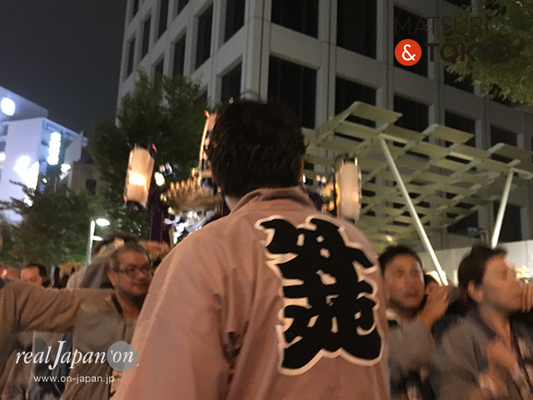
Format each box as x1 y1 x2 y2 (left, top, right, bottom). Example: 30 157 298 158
0 214 17 267
442 0 533 104
0 185 98 268
89 73 206 237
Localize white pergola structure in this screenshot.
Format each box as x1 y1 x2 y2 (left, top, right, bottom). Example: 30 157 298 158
304 102 533 284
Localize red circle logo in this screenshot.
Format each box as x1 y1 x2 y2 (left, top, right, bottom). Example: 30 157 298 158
395 39 422 66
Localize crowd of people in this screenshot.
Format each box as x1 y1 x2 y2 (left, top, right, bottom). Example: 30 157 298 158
1 99 533 399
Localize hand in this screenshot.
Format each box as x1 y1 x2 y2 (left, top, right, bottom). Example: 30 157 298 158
418 285 450 329
522 283 533 313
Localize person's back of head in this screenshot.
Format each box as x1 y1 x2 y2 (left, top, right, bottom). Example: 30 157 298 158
206 99 306 199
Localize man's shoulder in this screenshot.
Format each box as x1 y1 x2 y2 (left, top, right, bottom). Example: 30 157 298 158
439 314 485 348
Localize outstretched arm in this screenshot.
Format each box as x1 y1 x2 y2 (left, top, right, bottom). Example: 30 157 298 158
0 279 109 375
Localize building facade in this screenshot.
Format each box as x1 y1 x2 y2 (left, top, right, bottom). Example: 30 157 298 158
117 0 533 249
0 87 79 221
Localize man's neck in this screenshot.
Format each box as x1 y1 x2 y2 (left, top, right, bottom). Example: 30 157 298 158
115 292 143 319
224 195 242 211
389 305 418 324
478 304 511 344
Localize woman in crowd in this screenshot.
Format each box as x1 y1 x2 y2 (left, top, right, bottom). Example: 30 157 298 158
432 245 533 400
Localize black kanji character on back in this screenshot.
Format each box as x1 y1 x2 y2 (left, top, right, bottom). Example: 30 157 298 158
258 217 382 373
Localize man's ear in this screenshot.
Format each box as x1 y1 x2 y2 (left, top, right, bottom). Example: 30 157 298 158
298 156 305 181
107 269 117 288
468 281 483 304
382 275 391 302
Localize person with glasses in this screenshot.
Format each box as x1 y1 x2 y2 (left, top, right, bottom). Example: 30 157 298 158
0 243 152 400
60 242 152 400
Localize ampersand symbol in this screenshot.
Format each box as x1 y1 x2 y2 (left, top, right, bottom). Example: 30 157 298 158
402 44 416 61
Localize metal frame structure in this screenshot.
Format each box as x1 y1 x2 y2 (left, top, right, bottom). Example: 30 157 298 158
305 102 533 282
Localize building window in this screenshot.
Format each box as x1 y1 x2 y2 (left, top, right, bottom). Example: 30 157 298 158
394 96 428 132
0 141 5 152
445 0 471 7
0 125 7 137
158 0 170 38
196 5 213 69
141 17 151 59
177 0 189 15
445 111 475 146
154 58 164 81
268 56 317 129
448 211 480 236
337 0 376 58
488 85 513 106
491 125 517 163
335 77 376 127
494 202 522 243
173 35 186 77
394 7 428 77
126 38 136 77
271 0 319 38
225 0 245 42
221 63 241 103
444 70 474 93
131 0 140 19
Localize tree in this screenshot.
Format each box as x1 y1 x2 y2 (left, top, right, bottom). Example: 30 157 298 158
89 73 206 238
441 0 533 104
0 185 98 267
0 214 17 267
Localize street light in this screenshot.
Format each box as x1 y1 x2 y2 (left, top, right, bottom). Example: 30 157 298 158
86 217 110 264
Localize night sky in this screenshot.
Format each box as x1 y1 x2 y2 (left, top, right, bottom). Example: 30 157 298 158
0 1 127 134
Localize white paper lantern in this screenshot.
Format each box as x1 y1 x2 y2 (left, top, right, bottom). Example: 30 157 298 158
335 157 361 221
124 145 155 208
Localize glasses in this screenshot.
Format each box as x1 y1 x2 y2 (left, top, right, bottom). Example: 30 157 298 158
115 265 152 278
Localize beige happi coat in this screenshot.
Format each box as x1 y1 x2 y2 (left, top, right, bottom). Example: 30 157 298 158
114 186 390 400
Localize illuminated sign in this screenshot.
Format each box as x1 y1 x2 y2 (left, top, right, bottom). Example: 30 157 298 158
47 131 61 165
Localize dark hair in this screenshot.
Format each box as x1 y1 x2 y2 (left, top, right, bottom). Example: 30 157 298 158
457 245 507 295
22 263 48 279
108 242 150 272
206 99 306 198
378 245 423 274
93 231 138 256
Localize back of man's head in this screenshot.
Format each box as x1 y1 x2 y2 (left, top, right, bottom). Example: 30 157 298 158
206 99 306 198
